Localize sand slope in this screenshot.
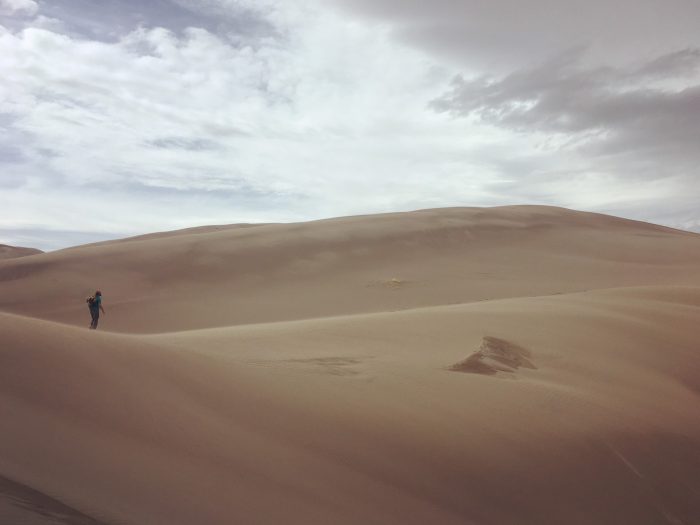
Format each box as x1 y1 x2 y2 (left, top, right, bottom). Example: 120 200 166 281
1 206 700 524
0 244 43 260
1 206 700 333
1 287 700 524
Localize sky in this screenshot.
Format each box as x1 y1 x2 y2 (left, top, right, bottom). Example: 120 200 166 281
1 0 699 250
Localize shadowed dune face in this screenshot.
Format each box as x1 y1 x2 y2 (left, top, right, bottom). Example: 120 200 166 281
1 205 700 333
0 475 106 525
1 206 700 524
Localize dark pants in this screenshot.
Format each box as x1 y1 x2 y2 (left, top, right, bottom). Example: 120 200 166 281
89 306 100 329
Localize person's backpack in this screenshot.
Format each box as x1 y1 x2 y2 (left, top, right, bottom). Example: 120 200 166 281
86 296 95 306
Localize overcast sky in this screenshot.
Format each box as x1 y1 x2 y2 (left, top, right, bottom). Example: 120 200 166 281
1 0 699 250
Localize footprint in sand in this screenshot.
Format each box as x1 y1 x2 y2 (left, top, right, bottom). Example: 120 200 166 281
449 336 536 376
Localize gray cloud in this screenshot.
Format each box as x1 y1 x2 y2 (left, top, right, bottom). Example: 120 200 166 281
146 137 222 151
97 176 307 204
0 143 26 163
430 48 700 181
333 0 700 70
2 0 276 42
330 1 700 227
0 172 26 189
0 0 37 17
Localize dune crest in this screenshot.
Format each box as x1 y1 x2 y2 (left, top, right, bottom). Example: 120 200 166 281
1 205 700 333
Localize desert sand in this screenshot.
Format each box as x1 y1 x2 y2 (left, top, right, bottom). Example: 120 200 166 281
1 205 699 524
0 244 43 260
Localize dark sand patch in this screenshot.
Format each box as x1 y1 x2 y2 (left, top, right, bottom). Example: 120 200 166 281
0 475 107 525
249 356 367 376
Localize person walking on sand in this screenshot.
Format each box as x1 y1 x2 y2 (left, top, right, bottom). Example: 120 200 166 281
87 290 105 329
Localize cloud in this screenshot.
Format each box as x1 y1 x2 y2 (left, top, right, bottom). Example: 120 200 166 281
146 137 223 151
332 0 700 71
328 0 700 230
426 47 700 225
1 0 699 249
0 0 37 17
432 48 700 170
4 0 277 42
2 3 503 248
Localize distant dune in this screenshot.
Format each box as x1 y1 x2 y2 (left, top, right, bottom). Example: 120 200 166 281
0 244 42 260
1 205 699 333
1 206 699 524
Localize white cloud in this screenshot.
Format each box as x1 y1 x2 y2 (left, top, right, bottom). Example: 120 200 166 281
0 0 699 249
1 5 512 246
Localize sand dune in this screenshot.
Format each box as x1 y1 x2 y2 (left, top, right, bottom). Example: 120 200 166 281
1 205 700 333
1 206 700 524
2 287 700 524
0 244 43 260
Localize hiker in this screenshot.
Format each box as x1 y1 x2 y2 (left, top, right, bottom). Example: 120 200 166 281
87 290 105 329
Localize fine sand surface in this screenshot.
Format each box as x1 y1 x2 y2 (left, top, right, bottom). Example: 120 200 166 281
0 244 43 260
2 205 700 333
1 206 700 524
